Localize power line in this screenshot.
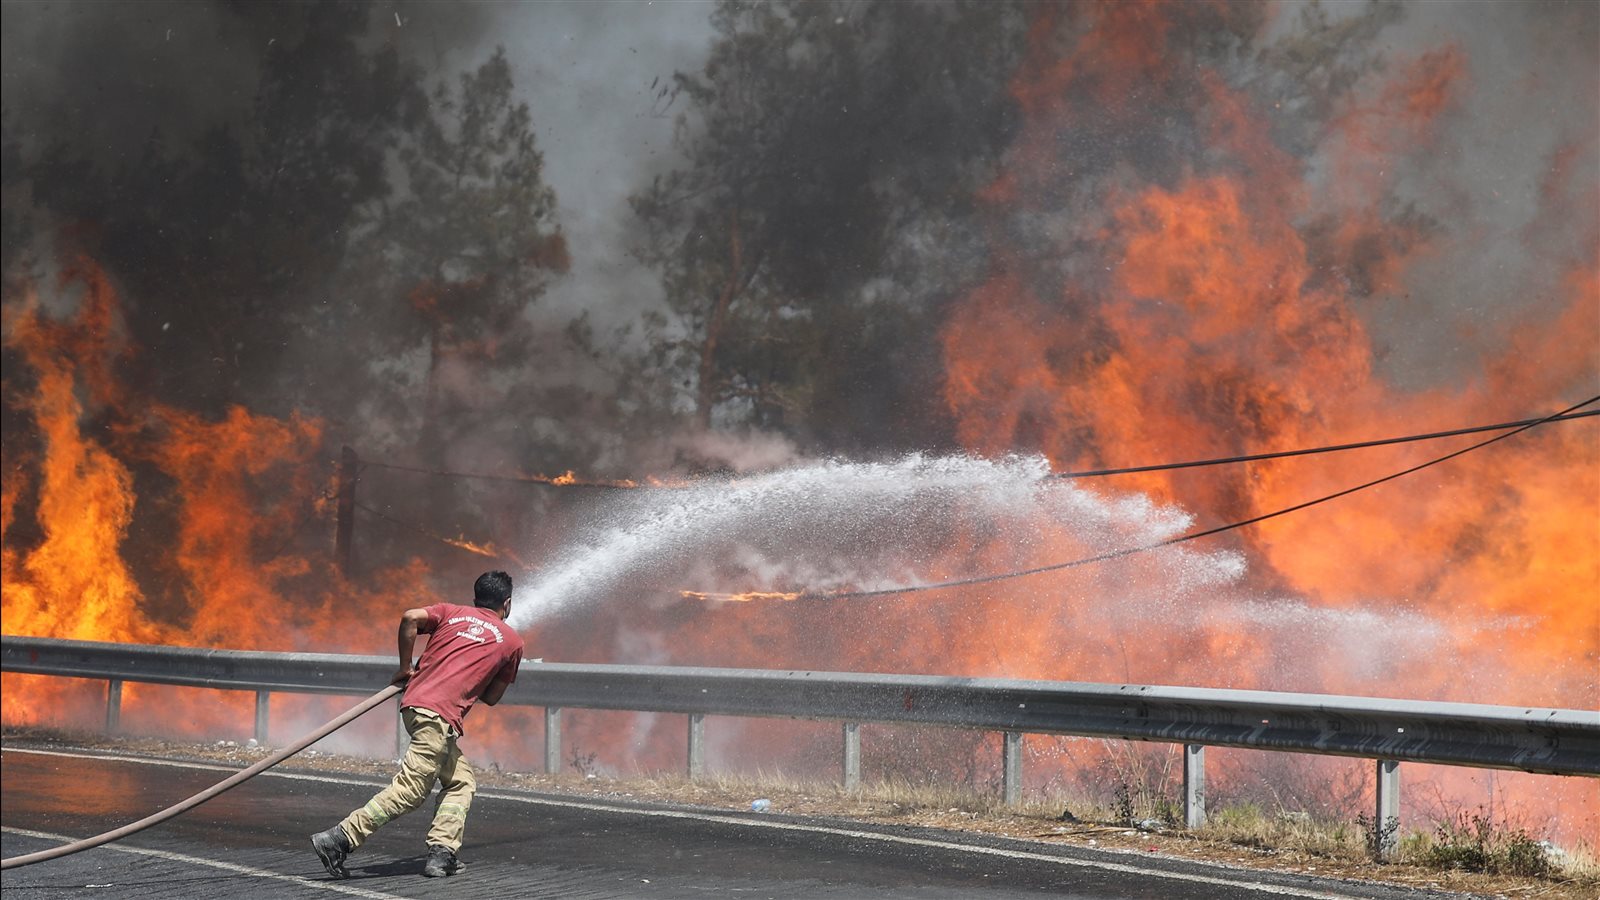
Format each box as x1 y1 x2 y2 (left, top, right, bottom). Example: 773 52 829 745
361 408 1597 489
362 460 643 489
793 395 1599 602
353 500 512 561
1052 409 1599 477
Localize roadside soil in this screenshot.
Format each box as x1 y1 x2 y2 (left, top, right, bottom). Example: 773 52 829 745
2 727 1593 899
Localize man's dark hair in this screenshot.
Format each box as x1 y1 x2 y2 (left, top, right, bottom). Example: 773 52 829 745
474 570 513 609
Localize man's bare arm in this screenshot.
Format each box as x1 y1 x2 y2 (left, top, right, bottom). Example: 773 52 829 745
393 608 434 685
482 676 511 706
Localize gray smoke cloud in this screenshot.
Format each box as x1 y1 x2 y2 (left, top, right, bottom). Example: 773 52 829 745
0 0 710 313
1253 0 1598 396
2 1 261 161
0 1 502 160
405 0 716 336
1350 0 1598 391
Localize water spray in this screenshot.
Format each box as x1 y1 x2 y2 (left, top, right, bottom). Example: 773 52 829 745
670 396 1600 603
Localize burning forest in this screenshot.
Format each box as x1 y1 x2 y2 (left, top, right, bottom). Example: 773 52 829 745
2 0 1596 846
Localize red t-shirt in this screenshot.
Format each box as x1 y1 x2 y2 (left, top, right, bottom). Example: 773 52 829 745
401 602 524 735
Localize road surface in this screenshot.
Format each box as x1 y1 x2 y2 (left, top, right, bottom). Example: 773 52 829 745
0 749 1460 899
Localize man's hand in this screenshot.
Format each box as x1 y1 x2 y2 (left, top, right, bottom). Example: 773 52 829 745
395 608 433 687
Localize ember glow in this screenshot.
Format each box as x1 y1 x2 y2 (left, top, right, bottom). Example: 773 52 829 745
680 590 806 603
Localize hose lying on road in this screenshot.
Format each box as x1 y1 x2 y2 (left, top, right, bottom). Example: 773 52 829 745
1 683 402 870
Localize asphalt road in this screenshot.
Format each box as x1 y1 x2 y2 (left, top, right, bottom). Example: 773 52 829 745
0 749 1461 899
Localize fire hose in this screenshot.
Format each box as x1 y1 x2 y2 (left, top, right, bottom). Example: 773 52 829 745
1 683 402 870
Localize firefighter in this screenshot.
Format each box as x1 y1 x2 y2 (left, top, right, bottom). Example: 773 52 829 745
311 570 525 879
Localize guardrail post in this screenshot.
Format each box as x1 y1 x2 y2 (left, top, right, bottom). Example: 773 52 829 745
842 722 861 792
106 679 122 732
1375 759 1400 859
544 707 562 775
1002 731 1023 807
687 713 705 779
1183 744 1206 828
254 690 270 744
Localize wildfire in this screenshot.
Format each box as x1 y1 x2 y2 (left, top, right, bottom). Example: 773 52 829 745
1 258 436 732
635 1 1596 840
929 0 1598 841
2 1 1594 846
446 537 498 557
545 470 640 489
936 1 1597 707
1 267 160 648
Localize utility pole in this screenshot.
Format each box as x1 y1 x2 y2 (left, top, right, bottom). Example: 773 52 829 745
335 446 359 577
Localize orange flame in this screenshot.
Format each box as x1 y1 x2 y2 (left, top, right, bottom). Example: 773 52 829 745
442 536 504 559
2 258 438 733
628 4 1595 840
1 270 158 647
932 3 1596 840
680 590 805 603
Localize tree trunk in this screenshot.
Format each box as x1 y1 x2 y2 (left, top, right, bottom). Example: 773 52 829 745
695 210 742 431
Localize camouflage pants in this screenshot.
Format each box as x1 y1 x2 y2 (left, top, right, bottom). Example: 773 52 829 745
338 706 476 853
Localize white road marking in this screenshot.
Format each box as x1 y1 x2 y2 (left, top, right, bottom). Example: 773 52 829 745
469 795 1371 899
1 825 404 899
6 747 1381 899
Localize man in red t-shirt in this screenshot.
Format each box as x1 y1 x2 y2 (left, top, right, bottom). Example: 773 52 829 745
311 570 525 879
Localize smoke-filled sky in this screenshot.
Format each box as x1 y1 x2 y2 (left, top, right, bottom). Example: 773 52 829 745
3 0 1593 365
1318 0 1597 389
1 0 714 331
394 0 716 331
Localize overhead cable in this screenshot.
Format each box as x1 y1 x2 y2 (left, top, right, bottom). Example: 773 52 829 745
362 408 1597 488
796 395 1599 601
363 460 642 489
353 500 512 561
1053 409 1599 477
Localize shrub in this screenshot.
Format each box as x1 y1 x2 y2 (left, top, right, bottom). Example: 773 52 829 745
1418 809 1553 878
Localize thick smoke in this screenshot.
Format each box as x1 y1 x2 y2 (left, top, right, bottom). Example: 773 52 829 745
1317 1 1599 390
0 1 499 164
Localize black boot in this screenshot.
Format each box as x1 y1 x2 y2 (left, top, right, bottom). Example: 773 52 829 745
310 825 353 878
422 844 463 877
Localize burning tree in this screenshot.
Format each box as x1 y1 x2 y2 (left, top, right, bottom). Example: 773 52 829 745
571 0 1597 837
630 0 1025 445
0 4 569 701
620 0 1596 701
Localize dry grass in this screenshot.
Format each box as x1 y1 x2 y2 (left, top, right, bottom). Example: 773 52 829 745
532 764 1599 896
1198 804 1368 858
489 759 1600 900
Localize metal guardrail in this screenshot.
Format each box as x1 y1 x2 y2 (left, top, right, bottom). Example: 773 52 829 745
4 635 1597 854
